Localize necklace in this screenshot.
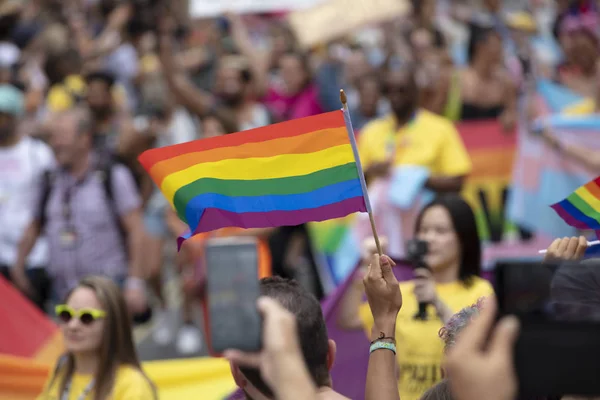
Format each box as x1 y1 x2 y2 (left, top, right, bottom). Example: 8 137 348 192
61 378 95 400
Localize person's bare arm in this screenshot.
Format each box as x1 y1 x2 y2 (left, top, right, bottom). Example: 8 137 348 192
500 75 518 132
543 131 600 171
176 47 211 71
364 255 402 400
226 13 270 98
561 143 600 171
11 222 41 295
425 175 466 192
120 208 145 279
157 20 215 118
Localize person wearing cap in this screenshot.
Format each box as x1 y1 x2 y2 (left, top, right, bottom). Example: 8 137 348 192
0 84 54 311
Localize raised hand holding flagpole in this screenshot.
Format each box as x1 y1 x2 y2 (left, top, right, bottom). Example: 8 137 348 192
340 89 383 256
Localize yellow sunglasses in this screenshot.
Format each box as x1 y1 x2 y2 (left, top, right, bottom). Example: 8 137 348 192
55 305 106 325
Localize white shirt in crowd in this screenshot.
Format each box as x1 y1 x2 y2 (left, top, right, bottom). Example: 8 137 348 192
0 136 54 268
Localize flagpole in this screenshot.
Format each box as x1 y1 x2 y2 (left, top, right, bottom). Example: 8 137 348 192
340 89 383 256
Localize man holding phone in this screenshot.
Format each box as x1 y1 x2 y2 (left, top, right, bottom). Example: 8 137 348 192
225 277 348 400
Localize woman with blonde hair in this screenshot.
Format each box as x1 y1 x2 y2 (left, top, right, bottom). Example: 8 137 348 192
38 276 156 400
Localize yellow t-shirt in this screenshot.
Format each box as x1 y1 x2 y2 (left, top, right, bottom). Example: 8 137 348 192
36 364 155 400
46 75 87 113
358 277 493 400
46 75 128 113
563 99 596 116
357 110 472 177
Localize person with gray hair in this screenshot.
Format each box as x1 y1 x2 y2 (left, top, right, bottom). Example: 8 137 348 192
438 297 486 353
11 106 148 317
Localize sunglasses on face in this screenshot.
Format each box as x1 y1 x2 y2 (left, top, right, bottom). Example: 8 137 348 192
55 305 106 325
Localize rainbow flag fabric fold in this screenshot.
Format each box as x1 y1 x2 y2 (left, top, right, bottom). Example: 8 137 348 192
139 110 368 246
551 176 600 236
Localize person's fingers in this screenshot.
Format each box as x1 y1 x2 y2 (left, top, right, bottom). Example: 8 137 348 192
556 237 570 256
488 315 520 358
575 235 588 260
381 255 396 267
544 238 561 260
223 350 261 368
565 236 579 259
368 254 382 280
380 255 397 283
454 297 497 353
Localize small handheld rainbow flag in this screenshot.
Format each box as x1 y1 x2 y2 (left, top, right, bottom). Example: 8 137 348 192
551 176 600 239
139 110 371 247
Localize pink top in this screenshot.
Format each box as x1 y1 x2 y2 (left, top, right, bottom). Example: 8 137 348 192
263 84 323 121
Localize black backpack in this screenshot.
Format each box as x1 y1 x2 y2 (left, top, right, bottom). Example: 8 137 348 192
37 159 153 325
37 159 126 247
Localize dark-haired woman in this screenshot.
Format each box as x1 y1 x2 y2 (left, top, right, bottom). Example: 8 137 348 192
339 195 493 400
443 26 517 131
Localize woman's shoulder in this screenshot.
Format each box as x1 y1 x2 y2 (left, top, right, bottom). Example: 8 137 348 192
115 364 151 382
469 276 494 294
113 365 155 398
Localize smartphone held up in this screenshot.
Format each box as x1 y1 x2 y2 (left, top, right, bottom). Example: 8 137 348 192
203 237 263 355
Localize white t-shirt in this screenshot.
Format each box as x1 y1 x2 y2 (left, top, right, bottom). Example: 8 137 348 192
239 103 271 132
0 136 55 268
0 42 20 68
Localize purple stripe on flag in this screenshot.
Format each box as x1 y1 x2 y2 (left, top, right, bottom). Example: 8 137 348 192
181 196 366 241
551 202 595 229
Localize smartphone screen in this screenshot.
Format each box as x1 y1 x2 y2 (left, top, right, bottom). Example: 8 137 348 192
495 261 600 397
204 237 262 355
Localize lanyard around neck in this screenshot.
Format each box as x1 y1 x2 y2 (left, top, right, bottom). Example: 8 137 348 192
61 378 94 400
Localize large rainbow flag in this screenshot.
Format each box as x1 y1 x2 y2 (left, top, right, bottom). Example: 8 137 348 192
139 111 369 246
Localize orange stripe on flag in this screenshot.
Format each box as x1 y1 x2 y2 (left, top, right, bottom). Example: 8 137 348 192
468 149 515 180
150 127 348 188
33 331 64 365
0 354 50 398
584 179 600 200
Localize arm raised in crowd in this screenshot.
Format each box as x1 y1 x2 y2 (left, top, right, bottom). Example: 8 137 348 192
363 254 402 400
225 13 270 99
157 16 216 118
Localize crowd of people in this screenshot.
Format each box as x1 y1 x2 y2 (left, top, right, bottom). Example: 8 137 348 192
1 0 600 399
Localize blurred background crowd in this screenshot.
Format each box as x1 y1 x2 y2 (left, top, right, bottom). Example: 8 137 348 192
1 0 600 399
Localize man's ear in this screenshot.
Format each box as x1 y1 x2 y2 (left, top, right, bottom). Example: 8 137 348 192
327 339 337 370
229 361 247 389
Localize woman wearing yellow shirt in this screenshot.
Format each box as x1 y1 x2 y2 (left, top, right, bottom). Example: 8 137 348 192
37 276 156 400
338 195 493 400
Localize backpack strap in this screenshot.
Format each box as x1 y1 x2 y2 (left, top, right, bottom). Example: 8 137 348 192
37 170 54 230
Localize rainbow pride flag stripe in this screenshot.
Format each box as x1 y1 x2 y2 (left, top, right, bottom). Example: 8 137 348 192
551 176 600 231
139 111 368 245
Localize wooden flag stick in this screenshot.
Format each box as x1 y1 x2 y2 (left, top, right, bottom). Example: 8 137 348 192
340 89 383 256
